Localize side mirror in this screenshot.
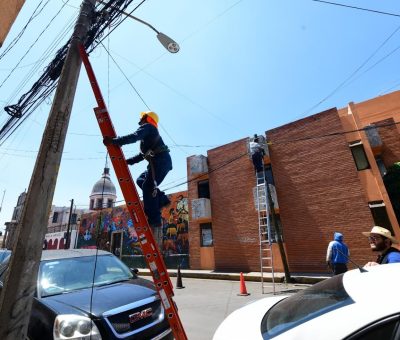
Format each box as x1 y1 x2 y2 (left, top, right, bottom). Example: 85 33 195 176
130 268 139 275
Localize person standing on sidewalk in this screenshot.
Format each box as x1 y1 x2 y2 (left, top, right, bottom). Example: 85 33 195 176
326 232 349 275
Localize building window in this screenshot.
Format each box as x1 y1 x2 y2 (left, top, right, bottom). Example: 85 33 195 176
369 201 393 232
52 212 59 223
90 199 94 210
198 180 210 199
375 157 387 177
71 213 77 224
200 223 213 247
96 199 103 209
107 199 113 208
349 141 370 171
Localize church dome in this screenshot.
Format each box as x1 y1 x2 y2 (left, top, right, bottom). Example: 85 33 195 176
91 167 116 196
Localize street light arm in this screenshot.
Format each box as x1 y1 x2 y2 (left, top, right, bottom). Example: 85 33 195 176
125 12 160 34
98 0 180 53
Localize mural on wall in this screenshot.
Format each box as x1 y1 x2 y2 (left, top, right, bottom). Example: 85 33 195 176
76 191 189 258
161 192 189 256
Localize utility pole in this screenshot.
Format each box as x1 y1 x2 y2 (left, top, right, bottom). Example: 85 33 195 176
0 1 95 338
266 186 292 283
65 199 74 249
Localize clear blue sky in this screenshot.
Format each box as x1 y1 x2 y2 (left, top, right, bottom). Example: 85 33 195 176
1 0 400 232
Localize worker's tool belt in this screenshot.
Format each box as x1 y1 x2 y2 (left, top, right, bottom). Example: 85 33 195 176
143 145 170 160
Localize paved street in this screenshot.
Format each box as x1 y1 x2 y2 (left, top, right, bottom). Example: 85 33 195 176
169 277 308 340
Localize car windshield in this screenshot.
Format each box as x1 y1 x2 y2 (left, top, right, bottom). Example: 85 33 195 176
38 254 134 297
261 274 354 339
0 250 11 264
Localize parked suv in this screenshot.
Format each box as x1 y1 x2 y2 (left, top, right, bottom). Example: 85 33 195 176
0 249 172 340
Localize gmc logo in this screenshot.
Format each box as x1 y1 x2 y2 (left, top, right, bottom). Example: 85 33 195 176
129 308 153 324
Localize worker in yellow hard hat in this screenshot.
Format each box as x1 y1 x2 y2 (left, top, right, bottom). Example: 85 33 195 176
104 111 172 244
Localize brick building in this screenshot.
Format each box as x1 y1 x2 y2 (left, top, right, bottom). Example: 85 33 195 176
187 91 400 273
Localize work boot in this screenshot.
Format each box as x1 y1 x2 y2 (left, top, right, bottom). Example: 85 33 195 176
159 193 171 209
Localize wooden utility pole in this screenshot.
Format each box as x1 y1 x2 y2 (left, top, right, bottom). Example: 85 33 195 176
0 1 95 338
266 184 292 283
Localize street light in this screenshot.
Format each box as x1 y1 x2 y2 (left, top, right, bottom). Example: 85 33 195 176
125 13 180 53
99 1 180 53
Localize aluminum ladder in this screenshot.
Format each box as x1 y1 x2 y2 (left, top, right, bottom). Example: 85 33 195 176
256 168 276 294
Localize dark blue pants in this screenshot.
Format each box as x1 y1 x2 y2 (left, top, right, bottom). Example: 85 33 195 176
136 153 172 226
332 263 347 275
252 151 263 173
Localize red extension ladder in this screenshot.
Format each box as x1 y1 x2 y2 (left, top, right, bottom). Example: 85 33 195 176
78 44 187 340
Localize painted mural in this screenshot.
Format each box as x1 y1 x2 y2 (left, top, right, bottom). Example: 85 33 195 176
76 191 189 267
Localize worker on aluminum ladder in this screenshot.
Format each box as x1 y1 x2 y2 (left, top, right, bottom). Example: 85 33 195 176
249 134 265 177
104 111 172 247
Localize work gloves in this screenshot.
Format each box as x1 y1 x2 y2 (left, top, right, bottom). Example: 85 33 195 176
103 137 144 166
103 136 116 146
126 154 144 165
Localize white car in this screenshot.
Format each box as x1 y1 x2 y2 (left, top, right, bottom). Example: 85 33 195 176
214 264 400 340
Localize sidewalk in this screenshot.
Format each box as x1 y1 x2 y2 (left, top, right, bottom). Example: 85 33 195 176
138 268 330 285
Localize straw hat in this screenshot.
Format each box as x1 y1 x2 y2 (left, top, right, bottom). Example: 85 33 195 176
362 226 399 244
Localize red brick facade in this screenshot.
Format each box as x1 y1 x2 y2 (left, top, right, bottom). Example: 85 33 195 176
187 91 400 273
267 108 374 272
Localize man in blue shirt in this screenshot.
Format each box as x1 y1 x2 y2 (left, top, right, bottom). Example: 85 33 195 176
362 226 400 266
326 232 349 275
104 111 172 246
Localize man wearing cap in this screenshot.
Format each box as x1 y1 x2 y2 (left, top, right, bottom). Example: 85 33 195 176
104 111 172 247
362 226 400 266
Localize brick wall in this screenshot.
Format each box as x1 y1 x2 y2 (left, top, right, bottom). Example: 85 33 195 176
375 118 400 168
207 139 261 271
267 108 375 272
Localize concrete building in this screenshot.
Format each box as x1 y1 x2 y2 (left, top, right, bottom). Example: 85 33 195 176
187 91 400 273
47 205 89 234
89 167 117 210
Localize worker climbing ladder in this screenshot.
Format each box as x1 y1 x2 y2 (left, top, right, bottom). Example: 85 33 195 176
78 44 187 340
250 135 276 295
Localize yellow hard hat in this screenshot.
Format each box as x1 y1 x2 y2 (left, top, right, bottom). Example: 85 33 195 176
140 111 159 124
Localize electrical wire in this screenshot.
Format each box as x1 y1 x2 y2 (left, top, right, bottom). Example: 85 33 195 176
0 0 51 61
0 0 144 145
89 152 110 333
312 0 400 18
300 24 400 118
161 120 400 192
0 0 71 90
99 42 190 156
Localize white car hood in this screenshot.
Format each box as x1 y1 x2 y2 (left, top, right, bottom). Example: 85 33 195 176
213 295 287 340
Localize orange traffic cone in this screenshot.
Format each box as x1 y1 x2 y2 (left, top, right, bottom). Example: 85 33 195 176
237 272 250 296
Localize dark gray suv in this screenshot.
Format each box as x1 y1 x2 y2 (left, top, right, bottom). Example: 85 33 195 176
0 249 172 340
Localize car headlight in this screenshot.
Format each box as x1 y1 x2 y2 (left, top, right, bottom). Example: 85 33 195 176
53 315 102 340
